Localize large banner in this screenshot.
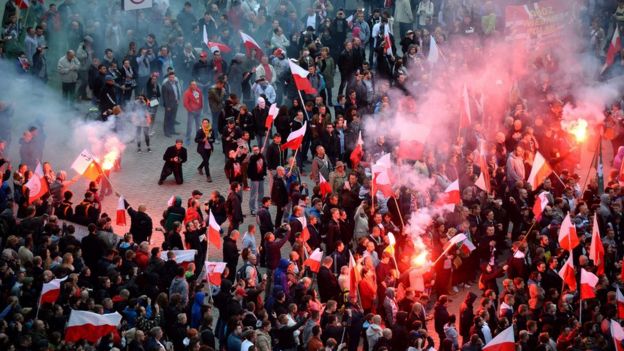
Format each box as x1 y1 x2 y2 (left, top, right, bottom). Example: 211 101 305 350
505 0 572 44
122 0 153 11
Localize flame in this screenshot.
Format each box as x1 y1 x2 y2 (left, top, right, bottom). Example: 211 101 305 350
562 119 588 143
411 251 429 267
101 150 119 171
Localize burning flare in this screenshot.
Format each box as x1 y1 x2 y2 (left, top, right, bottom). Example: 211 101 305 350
562 119 588 143
101 149 120 171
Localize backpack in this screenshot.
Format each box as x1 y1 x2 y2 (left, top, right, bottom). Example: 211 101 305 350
236 262 253 282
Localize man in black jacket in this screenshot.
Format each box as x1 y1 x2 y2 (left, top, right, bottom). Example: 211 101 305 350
81 223 105 270
247 145 267 216
223 230 240 282
73 191 100 226
271 166 289 226
158 139 187 185
318 256 341 302
225 182 243 234
123 199 153 244
337 40 356 98
265 133 283 193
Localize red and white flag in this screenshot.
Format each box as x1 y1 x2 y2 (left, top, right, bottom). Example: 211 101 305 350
459 236 477 255
15 0 30 9
25 162 48 204
298 216 310 243
460 83 472 128
240 31 263 59
603 25 622 73
474 149 491 193
397 122 430 161
482 325 515 351
281 122 307 150
527 151 552 190
203 25 232 53
160 250 197 270
580 268 599 300
319 173 332 197
439 180 461 206
532 191 550 220
265 103 279 131
40 276 68 304
383 32 393 56
115 196 126 226
372 167 394 197
204 261 227 286
612 319 624 351
617 287 624 319
64 310 123 343
558 213 580 251
288 59 317 95
208 210 222 249
348 251 361 300
71 149 103 181
350 131 364 169
589 215 604 275
558 253 576 291
303 248 323 273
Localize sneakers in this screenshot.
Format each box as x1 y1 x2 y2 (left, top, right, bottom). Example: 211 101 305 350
452 286 459 293
158 180 164 185
250 210 256 216
147 148 152 152
137 148 142 153
198 167 204 175
207 176 212 182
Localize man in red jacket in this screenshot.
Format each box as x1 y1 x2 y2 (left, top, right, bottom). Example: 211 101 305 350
183 80 203 144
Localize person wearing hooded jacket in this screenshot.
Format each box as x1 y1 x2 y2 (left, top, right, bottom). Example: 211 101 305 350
190 291 206 328
459 292 477 344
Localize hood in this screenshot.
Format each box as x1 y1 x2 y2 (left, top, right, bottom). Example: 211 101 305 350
194 292 205 306
174 196 182 207
278 258 290 270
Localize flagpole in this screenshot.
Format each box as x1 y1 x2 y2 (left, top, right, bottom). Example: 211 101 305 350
392 196 405 229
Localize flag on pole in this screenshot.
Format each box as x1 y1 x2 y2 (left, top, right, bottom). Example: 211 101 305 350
427 35 439 63
160 250 197 270
597 138 604 195
458 236 476 256
617 287 624 319
527 151 552 190
208 210 222 249
440 180 461 205
602 25 622 74
204 261 227 286
115 196 126 226
350 131 364 169
24 163 48 203
532 192 550 220
348 251 361 300
611 319 624 351
580 268 599 300
475 149 491 193
383 32 393 56
589 214 604 275
372 168 394 197
281 122 307 150
319 173 333 197
383 232 396 256
64 310 123 343
71 149 103 181
460 83 472 128
298 216 310 242
15 0 30 9
288 59 317 94
40 276 68 304
265 103 279 130
203 26 231 53
397 123 430 161
303 248 323 273
240 31 264 60
558 253 576 291
482 325 515 351
558 213 579 251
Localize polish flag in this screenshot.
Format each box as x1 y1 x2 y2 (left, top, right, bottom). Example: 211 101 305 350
611 320 624 351
459 236 477 256
208 210 222 249
348 251 361 300
482 325 515 351
603 25 622 71
160 250 197 270
532 191 550 221
303 248 323 273
265 103 279 131
350 131 364 169
281 122 307 151
475 150 491 193
397 122 430 161
298 216 310 242
203 26 232 53
383 32 393 56
71 149 103 181
580 268 599 300
319 173 332 197
558 213 580 251
427 35 439 63
15 0 30 9
64 310 123 343
25 163 48 204
527 152 552 190
240 31 264 60
460 83 472 128
288 59 317 95
589 215 604 275
115 196 126 226
204 261 227 286
558 253 576 291
617 287 624 319
440 180 461 205
40 276 68 304
372 168 394 197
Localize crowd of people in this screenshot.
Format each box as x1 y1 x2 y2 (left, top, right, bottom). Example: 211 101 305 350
2 0 624 351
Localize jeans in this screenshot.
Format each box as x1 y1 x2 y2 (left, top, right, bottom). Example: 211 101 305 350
136 127 150 149
61 82 76 105
249 180 264 213
186 110 201 144
275 205 285 227
164 104 178 136
211 111 221 140
198 149 212 177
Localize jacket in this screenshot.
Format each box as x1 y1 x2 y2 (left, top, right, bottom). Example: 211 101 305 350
183 87 203 112
265 142 284 170
57 54 80 83
162 80 180 108
194 128 215 154
126 204 153 244
223 235 240 273
247 153 267 181
394 0 414 24
226 191 243 223
271 175 289 207
318 266 340 302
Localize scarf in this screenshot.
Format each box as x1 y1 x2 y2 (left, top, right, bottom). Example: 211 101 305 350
202 123 212 136
262 63 272 82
